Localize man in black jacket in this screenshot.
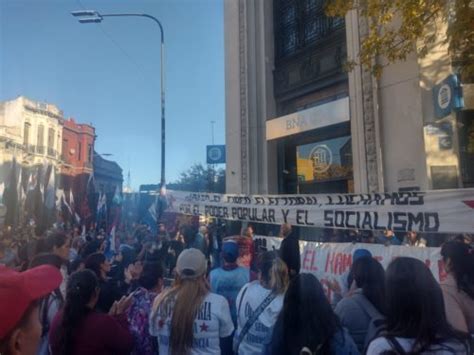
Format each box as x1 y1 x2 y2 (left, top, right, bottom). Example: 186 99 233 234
279 223 300 278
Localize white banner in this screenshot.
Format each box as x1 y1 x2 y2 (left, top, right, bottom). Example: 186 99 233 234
166 189 474 233
251 237 446 299
300 242 445 300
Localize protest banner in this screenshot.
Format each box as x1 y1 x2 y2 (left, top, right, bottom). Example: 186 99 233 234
300 242 444 300
251 236 445 300
166 189 474 233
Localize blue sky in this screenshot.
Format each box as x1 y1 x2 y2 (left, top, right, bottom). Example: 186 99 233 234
0 0 225 189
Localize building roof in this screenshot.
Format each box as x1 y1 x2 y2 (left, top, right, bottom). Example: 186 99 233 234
93 152 123 182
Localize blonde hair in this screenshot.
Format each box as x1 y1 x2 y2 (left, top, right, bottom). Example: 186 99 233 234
152 275 210 354
259 251 289 294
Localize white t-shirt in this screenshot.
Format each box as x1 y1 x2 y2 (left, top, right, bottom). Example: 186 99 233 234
149 291 234 355
234 281 284 355
367 336 467 355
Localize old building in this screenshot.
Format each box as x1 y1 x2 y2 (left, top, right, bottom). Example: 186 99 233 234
0 96 64 185
224 0 473 195
225 0 350 195
60 118 95 198
93 152 123 195
0 96 65 226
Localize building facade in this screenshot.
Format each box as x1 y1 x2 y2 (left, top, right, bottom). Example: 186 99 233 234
60 118 96 198
0 96 125 228
224 0 473 195
0 96 64 185
93 152 123 195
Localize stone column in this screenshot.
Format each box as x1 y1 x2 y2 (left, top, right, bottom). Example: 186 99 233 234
345 10 384 193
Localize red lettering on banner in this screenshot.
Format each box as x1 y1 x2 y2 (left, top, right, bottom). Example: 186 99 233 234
302 250 312 270
325 252 333 273
327 253 352 275
335 253 343 274
310 249 318 271
342 254 352 274
302 250 318 271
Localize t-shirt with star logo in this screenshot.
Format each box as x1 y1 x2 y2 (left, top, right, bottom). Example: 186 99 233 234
149 292 234 355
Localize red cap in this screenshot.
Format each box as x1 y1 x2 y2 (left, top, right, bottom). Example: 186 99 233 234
0 265 62 339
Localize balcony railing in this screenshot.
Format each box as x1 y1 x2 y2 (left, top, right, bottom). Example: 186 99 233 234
26 144 36 153
47 147 56 158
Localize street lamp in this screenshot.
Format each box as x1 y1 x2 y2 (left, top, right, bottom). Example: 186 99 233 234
71 10 167 197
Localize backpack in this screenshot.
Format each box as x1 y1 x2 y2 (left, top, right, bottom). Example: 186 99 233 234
351 293 386 349
386 335 469 355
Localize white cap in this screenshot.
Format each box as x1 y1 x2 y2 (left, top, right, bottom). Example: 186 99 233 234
176 248 207 279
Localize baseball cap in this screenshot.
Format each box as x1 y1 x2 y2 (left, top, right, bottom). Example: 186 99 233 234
222 241 239 263
353 248 372 262
176 248 207 279
0 265 62 339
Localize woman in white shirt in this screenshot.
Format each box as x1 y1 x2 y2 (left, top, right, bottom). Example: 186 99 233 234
149 248 234 355
234 251 289 355
366 257 469 355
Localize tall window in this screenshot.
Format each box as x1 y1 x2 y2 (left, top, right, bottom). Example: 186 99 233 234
23 123 30 146
87 144 93 162
274 0 344 61
37 125 44 147
48 128 55 148
62 139 69 162
78 141 82 161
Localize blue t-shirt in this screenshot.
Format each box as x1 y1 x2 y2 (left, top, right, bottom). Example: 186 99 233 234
210 266 249 325
376 235 402 245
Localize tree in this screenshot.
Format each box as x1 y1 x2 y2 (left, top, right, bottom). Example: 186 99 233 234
168 163 226 193
325 0 474 79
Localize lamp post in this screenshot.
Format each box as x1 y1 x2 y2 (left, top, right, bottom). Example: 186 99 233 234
71 10 166 197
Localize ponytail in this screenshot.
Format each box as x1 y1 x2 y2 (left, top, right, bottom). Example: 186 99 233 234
152 275 209 354
58 269 98 354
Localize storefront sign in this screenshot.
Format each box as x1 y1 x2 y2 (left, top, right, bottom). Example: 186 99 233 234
165 189 474 233
433 74 464 119
206 145 226 164
266 97 350 140
297 136 352 183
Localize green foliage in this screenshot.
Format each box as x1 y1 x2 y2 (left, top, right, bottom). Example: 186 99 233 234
168 163 225 193
325 0 474 80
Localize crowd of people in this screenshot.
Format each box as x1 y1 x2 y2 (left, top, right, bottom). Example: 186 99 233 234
0 220 473 355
